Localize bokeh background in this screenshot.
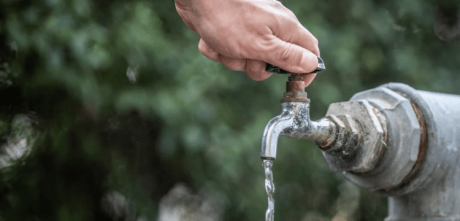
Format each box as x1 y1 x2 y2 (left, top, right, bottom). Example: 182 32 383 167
0 0 459 220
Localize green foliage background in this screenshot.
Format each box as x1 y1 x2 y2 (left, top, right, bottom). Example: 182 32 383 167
0 0 459 220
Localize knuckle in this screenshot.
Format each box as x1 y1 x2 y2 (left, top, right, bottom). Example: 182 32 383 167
276 42 293 62
246 60 266 78
312 36 319 46
247 70 270 81
246 68 259 78
285 8 297 20
247 38 270 60
272 0 284 7
235 46 249 59
198 42 206 53
309 36 320 56
285 18 298 29
221 59 235 70
221 56 245 71
227 40 249 59
247 61 263 73
312 45 320 56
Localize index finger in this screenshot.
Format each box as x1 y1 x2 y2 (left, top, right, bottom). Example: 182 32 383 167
272 6 320 56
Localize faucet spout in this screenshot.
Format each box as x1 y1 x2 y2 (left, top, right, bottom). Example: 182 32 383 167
260 101 337 160
260 74 340 160
260 102 299 160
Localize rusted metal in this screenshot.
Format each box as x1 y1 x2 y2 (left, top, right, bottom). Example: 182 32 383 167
322 115 347 151
323 100 385 173
260 102 338 160
335 87 421 192
372 106 387 167
341 115 362 155
382 103 428 192
280 75 309 103
319 138 334 148
381 83 460 220
260 76 339 160
411 103 428 171
316 119 338 148
320 115 362 155
262 81 460 220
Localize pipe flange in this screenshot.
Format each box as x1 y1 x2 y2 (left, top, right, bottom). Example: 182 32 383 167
342 87 421 193
323 100 386 173
321 115 361 156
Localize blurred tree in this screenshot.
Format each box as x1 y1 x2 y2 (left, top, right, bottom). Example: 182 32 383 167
0 0 458 220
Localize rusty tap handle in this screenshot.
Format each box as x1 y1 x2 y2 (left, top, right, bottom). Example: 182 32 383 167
265 56 326 74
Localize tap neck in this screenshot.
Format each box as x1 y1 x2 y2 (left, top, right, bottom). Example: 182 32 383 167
281 75 309 103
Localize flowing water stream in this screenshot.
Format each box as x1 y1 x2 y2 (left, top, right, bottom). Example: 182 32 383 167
263 159 275 221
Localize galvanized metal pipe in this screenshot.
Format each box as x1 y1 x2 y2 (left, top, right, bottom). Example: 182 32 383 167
325 83 460 220
260 81 460 220
260 102 337 160
380 83 460 221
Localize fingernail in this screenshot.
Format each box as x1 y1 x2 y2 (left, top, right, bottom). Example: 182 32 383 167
301 52 317 73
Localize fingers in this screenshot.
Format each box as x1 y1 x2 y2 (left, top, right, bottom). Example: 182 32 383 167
271 3 320 56
218 54 273 81
301 73 316 87
218 54 273 82
200 39 246 72
287 25 320 56
198 39 220 62
200 39 271 81
256 36 318 74
246 59 272 81
200 37 317 86
219 55 247 71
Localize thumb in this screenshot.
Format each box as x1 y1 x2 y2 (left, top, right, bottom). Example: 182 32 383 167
258 37 318 74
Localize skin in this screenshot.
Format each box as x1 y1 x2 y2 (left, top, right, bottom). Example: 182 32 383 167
175 0 320 87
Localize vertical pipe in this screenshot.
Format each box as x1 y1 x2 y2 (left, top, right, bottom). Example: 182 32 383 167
381 83 460 220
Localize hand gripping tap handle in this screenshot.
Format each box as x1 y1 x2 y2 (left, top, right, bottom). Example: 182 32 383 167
266 56 326 74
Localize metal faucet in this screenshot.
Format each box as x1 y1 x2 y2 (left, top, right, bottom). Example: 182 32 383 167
261 75 460 219
260 75 337 160
264 58 460 220
261 59 362 162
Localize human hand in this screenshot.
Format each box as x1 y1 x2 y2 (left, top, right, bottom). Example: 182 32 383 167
175 0 320 87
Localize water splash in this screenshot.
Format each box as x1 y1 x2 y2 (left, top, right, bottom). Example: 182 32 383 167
263 159 275 221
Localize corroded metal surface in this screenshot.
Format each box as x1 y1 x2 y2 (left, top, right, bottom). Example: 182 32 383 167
261 75 337 160
313 118 338 148
324 100 386 173
262 81 460 220
381 83 460 221
321 114 361 155
381 102 428 193
260 102 337 160
337 87 421 192
402 103 428 184
280 75 309 103
331 83 460 220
